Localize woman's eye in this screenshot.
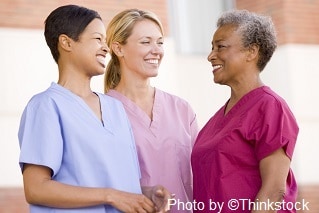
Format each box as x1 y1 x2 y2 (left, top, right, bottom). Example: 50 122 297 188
211 44 226 52
218 45 226 50
141 41 150 44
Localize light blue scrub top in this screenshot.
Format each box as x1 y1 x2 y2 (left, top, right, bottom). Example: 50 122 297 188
18 82 141 212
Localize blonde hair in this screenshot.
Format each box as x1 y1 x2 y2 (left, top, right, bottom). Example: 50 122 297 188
104 9 164 93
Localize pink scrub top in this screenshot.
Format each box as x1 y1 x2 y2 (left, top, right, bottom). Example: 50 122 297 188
191 86 299 213
108 88 198 213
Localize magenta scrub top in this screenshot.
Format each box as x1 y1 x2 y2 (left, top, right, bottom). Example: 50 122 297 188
191 86 299 213
108 88 198 213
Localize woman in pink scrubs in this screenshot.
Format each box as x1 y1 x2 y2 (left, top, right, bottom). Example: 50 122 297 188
191 10 299 213
104 9 199 213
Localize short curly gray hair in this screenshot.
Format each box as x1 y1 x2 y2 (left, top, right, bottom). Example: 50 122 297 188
217 9 277 71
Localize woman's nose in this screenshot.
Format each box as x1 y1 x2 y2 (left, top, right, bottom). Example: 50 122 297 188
102 43 110 53
207 49 217 62
151 44 163 55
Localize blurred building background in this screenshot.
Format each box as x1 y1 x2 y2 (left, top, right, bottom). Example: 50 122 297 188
0 0 318 212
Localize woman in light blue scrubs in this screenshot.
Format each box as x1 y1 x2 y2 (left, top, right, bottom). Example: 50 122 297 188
18 4 170 213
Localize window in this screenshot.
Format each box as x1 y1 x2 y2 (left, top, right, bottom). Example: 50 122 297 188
167 0 234 55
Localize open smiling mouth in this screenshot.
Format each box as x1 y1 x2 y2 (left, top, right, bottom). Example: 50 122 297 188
213 65 223 72
97 55 106 67
146 59 159 65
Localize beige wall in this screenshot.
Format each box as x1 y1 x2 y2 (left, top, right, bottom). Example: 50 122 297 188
262 44 319 184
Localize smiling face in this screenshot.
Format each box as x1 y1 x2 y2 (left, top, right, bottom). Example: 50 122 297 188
207 24 249 86
117 19 164 80
71 18 109 77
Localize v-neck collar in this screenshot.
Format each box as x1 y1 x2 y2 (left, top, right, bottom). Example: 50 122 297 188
220 86 268 123
107 88 161 134
94 92 115 134
51 82 114 133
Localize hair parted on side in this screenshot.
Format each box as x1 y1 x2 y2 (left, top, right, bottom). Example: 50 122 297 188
44 4 101 63
104 8 164 93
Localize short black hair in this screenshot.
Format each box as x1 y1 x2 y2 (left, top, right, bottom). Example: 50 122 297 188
44 4 101 63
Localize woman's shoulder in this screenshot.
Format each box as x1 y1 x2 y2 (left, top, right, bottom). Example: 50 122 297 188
259 86 290 107
255 87 297 120
25 84 60 108
156 88 191 107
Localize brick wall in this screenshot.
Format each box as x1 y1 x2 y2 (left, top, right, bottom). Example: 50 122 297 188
0 0 169 35
298 185 319 213
3 0 316 45
236 0 319 45
0 188 28 213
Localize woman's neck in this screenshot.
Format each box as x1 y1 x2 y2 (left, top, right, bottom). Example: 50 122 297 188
115 80 155 119
225 77 264 115
58 75 93 98
115 77 154 102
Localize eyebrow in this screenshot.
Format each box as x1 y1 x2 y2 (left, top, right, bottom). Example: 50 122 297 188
139 36 163 40
213 39 225 44
92 32 105 37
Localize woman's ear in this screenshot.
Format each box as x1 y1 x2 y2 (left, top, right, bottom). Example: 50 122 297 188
111 42 124 57
58 34 72 52
246 44 259 62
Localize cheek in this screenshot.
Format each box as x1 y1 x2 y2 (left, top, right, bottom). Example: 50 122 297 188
127 48 145 59
123 55 143 70
222 52 238 63
161 50 164 58
159 47 164 55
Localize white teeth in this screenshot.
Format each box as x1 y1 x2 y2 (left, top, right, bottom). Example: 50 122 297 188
97 55 106 65
146 59 158 64
213 65 222 70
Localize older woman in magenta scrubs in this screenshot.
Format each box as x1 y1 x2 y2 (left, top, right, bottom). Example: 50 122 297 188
191 10 299 213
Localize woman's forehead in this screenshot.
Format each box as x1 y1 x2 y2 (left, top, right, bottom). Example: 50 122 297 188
213 25 239 41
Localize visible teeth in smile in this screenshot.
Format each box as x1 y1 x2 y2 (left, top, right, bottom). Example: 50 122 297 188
146 59 158 64
97 55 106 65
213 65 223 70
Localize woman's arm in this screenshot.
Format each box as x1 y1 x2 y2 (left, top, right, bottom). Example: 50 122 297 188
252 148 291 213
23 164 155 212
